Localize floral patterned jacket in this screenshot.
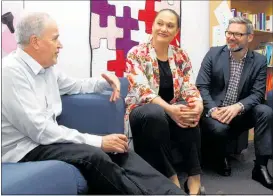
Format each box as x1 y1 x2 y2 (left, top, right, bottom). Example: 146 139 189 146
124 42 202 144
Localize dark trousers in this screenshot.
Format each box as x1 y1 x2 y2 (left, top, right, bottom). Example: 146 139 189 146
19 143 184 195
129 103 202 178
200 104 273 160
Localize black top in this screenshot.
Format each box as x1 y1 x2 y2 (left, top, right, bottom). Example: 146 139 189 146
158 59 174 103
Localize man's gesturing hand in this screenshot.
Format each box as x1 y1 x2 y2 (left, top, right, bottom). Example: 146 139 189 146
101 73 120 102
101 134 128 153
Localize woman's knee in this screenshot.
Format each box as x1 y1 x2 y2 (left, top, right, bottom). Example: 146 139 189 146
175 126 201 144
130 104 167 124
130 104 170 142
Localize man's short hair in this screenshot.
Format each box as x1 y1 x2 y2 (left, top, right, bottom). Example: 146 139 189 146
15 12 53 48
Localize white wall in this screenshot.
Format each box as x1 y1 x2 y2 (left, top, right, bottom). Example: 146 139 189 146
24 1 91 78
3 1 210 80
181 1 210 81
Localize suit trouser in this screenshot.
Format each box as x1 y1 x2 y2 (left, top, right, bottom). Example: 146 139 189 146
19 143 184 195
129 103 202 178
200 104 273 159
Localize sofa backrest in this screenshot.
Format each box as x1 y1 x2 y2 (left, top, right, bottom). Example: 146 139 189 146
57 78 129 136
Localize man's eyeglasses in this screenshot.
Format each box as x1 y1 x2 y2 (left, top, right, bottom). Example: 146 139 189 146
225 31 250 39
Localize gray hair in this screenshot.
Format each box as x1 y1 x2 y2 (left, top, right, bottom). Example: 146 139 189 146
228 17 254 34
15 12 53 48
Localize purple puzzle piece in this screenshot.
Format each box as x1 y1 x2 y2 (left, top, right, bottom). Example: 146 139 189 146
116 6 139 30
91 0 116 27
116 6 139 57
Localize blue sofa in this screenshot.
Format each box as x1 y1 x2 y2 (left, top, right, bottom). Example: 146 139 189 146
2 78 129 195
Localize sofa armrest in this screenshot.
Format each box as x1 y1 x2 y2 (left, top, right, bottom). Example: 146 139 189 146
57 78 128 136
2 161 84 194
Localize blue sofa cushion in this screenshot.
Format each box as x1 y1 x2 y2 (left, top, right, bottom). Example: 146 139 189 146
57 77 128 136
58 93 125 135
2 160 87 194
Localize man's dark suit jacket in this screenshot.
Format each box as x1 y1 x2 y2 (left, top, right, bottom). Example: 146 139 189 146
196 45 267 114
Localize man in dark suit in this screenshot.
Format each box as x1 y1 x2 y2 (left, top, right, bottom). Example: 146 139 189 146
267 90 273 110
196 17 272 190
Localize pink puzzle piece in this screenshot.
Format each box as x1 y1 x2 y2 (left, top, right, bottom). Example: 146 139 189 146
155 0 181 15
91 13 124 50
2 29 17 54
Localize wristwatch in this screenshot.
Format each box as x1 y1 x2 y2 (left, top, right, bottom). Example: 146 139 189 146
206 107 217 117
237 102 244 115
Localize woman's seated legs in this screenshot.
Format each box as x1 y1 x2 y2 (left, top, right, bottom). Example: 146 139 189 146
169 118 202 194
129 104 177 182
129 103 203 194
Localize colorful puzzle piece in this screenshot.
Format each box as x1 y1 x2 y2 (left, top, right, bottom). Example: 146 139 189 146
91 0 116 27
107 50 126 77
138 0 158 34
90 13 123 50
107 1 145 19
131 21 150 44
90 0 182 77
91 39 116 76
154 0 181 15
116 6 139 57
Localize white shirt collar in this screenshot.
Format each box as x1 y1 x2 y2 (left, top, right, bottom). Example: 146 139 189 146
15 48 45 75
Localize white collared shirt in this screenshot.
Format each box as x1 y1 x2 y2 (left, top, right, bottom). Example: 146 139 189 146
2 48 110 162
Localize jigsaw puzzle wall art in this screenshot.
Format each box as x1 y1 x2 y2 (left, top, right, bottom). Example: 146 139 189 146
90 0 181 77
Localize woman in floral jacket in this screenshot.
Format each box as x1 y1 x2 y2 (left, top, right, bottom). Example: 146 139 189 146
125 9 205 195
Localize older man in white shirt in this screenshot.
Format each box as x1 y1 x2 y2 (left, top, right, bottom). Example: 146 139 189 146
2 12 184 195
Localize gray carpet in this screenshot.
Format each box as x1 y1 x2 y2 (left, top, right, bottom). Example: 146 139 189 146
178 142 273 195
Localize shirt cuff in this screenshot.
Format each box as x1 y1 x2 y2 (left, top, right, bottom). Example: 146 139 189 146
84 134 102 148
96 79 111 93
206 107 217 117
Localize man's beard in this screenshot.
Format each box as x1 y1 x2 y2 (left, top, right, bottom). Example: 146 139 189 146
227 43 244 52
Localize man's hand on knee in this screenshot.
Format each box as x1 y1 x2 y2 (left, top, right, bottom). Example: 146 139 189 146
101 134 128 153
217 104 242 124
211 108 221 120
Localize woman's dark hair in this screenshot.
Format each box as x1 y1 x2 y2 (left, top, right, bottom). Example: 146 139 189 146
155 9 180 29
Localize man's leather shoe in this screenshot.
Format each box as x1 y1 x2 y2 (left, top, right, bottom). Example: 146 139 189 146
217 157 231 176
252 164 273 190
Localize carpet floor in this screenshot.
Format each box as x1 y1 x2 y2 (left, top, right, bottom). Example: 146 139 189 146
178 142 272 195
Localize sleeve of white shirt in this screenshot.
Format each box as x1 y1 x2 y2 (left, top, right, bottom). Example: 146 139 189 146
54 68 111 95
2 67 102 147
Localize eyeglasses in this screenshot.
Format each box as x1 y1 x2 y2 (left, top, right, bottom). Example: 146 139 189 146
225 31 250 39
